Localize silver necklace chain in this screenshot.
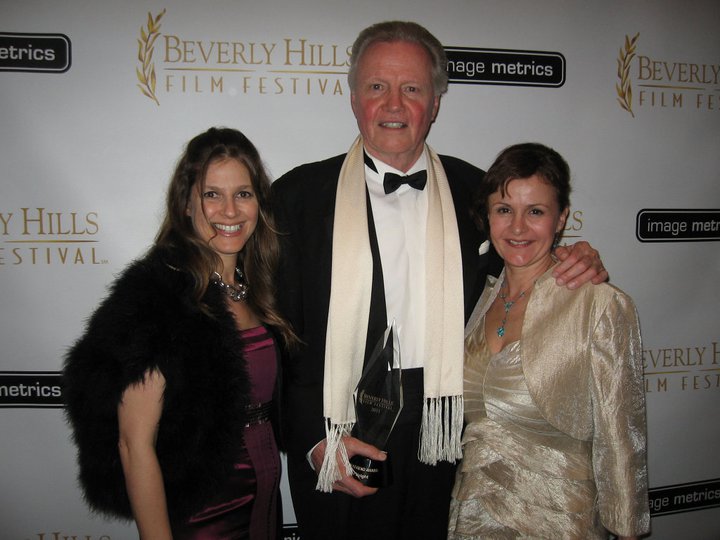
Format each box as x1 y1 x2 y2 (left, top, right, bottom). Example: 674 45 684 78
496 281 527 338
496 262 553 338
211 267 249 302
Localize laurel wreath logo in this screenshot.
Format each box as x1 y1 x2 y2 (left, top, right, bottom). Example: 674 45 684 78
136 9 166 106
616 33 639 118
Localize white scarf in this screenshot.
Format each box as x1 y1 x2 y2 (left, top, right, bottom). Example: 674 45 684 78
317 136 464 491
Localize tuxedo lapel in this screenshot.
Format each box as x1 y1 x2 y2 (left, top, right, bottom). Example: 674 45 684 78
439 155 491 322
364 189 388 367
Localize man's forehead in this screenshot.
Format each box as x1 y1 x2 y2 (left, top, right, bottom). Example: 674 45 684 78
356 41 433 75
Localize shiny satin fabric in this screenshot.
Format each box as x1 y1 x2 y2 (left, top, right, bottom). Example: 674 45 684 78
449 268 649 539
171 326 280 540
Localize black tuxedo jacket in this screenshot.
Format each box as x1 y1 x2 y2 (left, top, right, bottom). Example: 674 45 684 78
271 152 499 458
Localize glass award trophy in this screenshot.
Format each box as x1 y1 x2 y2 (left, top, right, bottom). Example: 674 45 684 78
350 322 403 487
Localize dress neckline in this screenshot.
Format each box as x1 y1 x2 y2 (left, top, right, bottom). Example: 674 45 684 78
239 325 267 336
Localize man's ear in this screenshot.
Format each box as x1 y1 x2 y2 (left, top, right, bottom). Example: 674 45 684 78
350 91 358 118
431 95 441 123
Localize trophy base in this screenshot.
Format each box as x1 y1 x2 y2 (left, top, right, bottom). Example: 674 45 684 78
350 454 393 487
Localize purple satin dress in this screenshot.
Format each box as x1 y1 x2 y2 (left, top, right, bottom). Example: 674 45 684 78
172 326 280 540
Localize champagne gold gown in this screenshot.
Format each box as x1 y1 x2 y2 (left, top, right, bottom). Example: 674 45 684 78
448 269 649 539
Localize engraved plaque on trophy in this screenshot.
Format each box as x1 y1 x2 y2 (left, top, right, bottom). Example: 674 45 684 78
351 322 403 487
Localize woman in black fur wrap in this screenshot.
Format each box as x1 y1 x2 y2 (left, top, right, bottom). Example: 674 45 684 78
63 127 298 540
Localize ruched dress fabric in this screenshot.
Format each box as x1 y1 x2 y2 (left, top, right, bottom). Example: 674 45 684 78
449 332 606 539
172 326 280 540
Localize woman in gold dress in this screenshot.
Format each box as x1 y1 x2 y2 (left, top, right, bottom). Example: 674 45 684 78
448 143 649 539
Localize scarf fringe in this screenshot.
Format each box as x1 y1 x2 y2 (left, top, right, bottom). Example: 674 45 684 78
316 419 354 493
419 395 464 464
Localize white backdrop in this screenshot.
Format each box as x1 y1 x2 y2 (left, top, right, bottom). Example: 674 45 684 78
1 1 719 538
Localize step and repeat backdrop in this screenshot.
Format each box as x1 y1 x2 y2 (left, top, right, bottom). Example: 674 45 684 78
2 1 719 538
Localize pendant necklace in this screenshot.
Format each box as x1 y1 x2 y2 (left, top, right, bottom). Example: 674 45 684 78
212 267 249 302
496 281 529 338
497 260 555 338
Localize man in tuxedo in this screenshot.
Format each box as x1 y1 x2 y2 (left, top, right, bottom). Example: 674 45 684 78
272 21 606 540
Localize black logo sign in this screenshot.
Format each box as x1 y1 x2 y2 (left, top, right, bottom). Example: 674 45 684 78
445 47 565 87
649 478 720 516
636 209 720 242
0 32 71 73
0 371 63 408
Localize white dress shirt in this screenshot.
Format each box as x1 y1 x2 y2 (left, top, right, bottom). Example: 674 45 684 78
364 149 428 370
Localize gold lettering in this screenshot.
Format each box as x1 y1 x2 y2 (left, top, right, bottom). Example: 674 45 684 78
85 212 99 235
262 43 276 64
164 35 181 62
645 376 668 393
638 90 683 108
637 56 720 85
0 212 12 235
284 38 307 65
183 40 196 63
197 41 213 63
22 208 45 235
696 93 719 110
217 42 230 64
637 56 652 80
682 374 720 390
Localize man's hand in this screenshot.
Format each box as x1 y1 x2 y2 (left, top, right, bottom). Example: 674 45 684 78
310 436 386 498
553 241 608 289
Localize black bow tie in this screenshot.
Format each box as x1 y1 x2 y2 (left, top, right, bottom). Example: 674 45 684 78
383 171 427 194
363 152 427 194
